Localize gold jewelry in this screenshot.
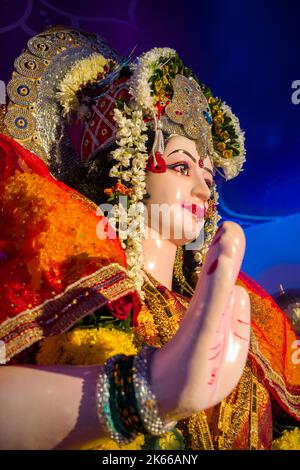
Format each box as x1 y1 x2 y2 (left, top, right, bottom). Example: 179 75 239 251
186 412 215 450
141 269 215 449
173 247 195 296
141 269 180 346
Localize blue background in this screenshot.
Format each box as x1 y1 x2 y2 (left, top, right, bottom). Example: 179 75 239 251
0 0 299 295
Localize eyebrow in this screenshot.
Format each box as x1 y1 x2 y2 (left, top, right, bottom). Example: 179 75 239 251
166 149 215 177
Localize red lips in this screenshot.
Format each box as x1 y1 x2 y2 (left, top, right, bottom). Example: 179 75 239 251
182 203 205 219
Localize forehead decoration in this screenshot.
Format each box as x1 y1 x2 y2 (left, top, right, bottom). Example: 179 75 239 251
163 75 214 160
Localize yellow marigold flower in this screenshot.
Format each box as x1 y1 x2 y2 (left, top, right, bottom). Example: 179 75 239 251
83 434 144 450
212 105 220 113
104 181 133 197
208 96 216 105
37 327 138 366
272 428 300 450
223 149 233 159
155 80 163 92
217 142 226 152
214 123 222 135
221 130 230 140
214 115 224 124
158 429 184 450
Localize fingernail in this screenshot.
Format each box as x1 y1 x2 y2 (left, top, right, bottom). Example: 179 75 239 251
215 223 223 235
211 234 222 246
207 258 218 275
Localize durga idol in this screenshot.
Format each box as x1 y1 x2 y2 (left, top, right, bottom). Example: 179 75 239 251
0 27 299 450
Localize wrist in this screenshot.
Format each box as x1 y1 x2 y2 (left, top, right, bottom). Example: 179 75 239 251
95 347 178 445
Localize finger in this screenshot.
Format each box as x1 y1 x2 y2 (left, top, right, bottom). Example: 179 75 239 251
182 222 246 336
212 285 250 404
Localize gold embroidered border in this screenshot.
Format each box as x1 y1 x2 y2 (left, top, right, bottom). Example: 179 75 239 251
217 364 252 449
249 373 259 449
250 331 300 418
0 263 136 362
186 412 215 450
142 277 181 346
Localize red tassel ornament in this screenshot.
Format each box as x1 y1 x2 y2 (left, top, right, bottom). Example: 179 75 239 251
145 152 167 173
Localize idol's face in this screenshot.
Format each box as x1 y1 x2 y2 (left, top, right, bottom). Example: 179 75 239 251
144 135 214 246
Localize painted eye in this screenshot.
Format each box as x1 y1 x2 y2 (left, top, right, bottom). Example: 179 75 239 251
177 164 189 175
167 162 190 176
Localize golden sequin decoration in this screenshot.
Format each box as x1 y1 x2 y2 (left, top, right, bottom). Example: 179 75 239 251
0 104 6 134
4 106 34 139
173 246 195 296
249 372 259 449
185 412 215 450
27 37 56 59
217 365 254 449
14 53 44 78
22 140 47 161
4 27 120 169
7 76 37 106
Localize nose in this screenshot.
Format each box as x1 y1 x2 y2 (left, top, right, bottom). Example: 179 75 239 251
190 172 211 204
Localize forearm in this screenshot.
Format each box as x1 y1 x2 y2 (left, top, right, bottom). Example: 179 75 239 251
0 364 106 450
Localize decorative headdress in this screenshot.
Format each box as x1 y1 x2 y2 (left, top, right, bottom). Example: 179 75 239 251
3 27 246 298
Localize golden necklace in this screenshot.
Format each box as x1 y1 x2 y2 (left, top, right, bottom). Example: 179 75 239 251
141 269 214 449
140 269 258 450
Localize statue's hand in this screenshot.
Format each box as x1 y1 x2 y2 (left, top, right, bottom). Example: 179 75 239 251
150 221 250 422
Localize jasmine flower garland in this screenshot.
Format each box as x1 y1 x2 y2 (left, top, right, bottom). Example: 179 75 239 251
109 103 149 299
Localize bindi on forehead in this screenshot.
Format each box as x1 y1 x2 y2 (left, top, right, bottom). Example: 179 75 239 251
200 156 214 176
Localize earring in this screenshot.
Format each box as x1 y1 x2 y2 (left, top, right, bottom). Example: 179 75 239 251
193 184 221 276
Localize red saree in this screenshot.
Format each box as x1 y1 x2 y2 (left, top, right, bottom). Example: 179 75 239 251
0 134 141 362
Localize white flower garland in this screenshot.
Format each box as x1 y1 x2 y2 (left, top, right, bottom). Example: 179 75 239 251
56 53 112 116
109 104 149 298
109 49 177 298
129 47 177 111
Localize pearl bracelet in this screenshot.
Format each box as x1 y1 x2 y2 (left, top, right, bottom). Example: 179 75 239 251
95 346 177 444
133 345 177 436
